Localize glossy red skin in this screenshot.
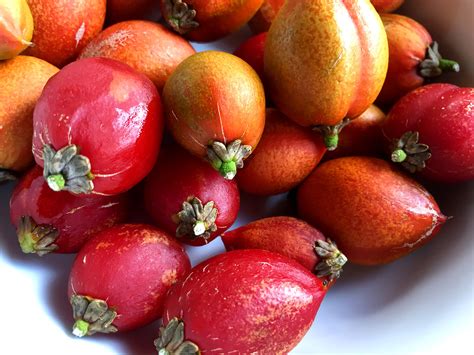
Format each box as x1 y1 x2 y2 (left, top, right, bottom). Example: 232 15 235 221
144 146 239 246
370 0 404 13
237 108 326 196
9 166 129 253
32 57 163 195
222 216 326 272
68 224 191 331
248 0 285 34
106 0 159 24
162 249 325 354
298 157 446 265
376 14 433 107
234 32 266 83
382 84 474 183
324 105 386 160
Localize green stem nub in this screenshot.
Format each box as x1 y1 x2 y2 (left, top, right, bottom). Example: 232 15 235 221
419 42 461 78
207 140 252 180
314 239 347 284
154 318 200 355
163 0 199 35
391 131 431 173
17 216 59 256
70 295 117 337
173 196 218 242
313 118 351 151
42 144 94 194
72 319 90 338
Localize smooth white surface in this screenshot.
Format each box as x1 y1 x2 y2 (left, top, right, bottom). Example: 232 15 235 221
1 1 473 354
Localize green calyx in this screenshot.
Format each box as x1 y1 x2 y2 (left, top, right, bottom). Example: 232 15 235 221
391 149 407 163
419 42 460 78
173 196 218 242
313 118 351 151
72 319 90 338
70 295 118 337
207 140 252 180
314 239 347 283
154 318 200 355
17 216 59 256
391 131 431 173
46 174 66 191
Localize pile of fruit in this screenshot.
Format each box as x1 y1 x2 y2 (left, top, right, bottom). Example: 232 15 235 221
1 0 473 353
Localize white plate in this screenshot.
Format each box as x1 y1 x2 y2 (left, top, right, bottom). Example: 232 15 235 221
1 0 473 353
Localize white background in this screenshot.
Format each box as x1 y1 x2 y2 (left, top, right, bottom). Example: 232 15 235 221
1 0 473 354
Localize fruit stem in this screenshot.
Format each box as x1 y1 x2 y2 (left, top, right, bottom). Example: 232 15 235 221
173 196 218 241
70 295 118 336
314 239 347 283
391 149 407 163
72 320 90 338
324 134 339 151
391 131 432 173
47 174 66 191
154 318 200 355
438 58 460 72
163 0 199 35
419 42 461 78
207 140 252 180
16 216 59 256
193 221 206 236
313 118 351 151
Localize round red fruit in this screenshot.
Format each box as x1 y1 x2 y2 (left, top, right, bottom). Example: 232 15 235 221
370 0 404 13
68 224 191 336
32 57 163 196
234 32 267 83
248 0 284 34
106 0 159 24
156 249 325 354
144 145 240 246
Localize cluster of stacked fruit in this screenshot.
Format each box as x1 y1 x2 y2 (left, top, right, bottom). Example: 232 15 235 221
1 0 472 353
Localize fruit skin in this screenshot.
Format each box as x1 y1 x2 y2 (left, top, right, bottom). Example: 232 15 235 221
298 157 447 265
159 249 325 354
160 0 264 42
79 21 195 92
32 57 163 195
9 166 129 254
382 84 474 183
143 145 240 246
25 0 106 67
324 105 386 160
265 0 389 127
0 0 33 59
106 0 158 24
0 56 58 175
248 0 284 34
68 224 191 334
237 108 326 196
370 0 404 13
163 51 265 178
233 32 266 83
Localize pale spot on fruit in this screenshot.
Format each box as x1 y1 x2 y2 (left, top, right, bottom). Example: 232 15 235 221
140 230 169 245
75 22 86 48
95 241 114 250
109 73 131 102
161 269 178 286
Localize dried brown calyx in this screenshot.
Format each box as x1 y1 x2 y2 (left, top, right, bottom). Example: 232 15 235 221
207 140 252 180
391 131 432 173
70 295 118 337
173 196 218 242
163 0 199 35
313 118 351 151
16 216 59 256
154 317 200 355
314 239 347 284
419 42 460 78
0 169 16 183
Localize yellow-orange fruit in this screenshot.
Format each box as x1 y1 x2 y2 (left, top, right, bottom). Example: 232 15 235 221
0 0 34 60
0 56 59 173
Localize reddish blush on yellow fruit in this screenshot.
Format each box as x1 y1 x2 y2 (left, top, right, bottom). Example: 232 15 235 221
25 0 106 67
0 0 34 60
80 21 195 92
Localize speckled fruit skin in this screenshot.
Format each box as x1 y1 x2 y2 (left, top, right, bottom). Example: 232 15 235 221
9 166 129 254
79 21 195 92
161 249 325 354
68 224 191 332
237 108 326 196
265 0 389 127
222 216 326 272
382 84 474 183
143 146 240 246
106 0 158 24
32 57 163 195
371 0 404 13
163 51 265 158
0 56 58 174
25 0 106 67
234 32 266 83
324 105 386 160
160 0 264 42
298 157 446 265
0 0 34 60
248 0 284 33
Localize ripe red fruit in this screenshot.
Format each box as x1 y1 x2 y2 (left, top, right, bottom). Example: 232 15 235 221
222 216 347 282
68 224 191 336
234 32 267 82
370 0 404 13
163 51 265 180
79 21 195 92
248 0 284 34
106 0 159 24
9 166 129 255
32 57 163 196
237 108 326 196
298 157 447 265
144 146 240 246
156 249 325 354
382 84 474 183
377 14 460 106
160 0 264 42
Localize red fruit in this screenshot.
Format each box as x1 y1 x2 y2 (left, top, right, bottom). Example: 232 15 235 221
323 105 386 160
9 166 129 255
144 146 240 246
234 32 266 83
370 0 404 13
68 224 191 336
32 57 163 196
298 157 447 265
163 51 265 180
382 84 474 183
156 249 325 354
248 0 284 34
160 0 264 42
79 21 195 92
25 0 106 67
237 108 326 196
222 216 347 282
377 14 460 107
106 0 159 24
